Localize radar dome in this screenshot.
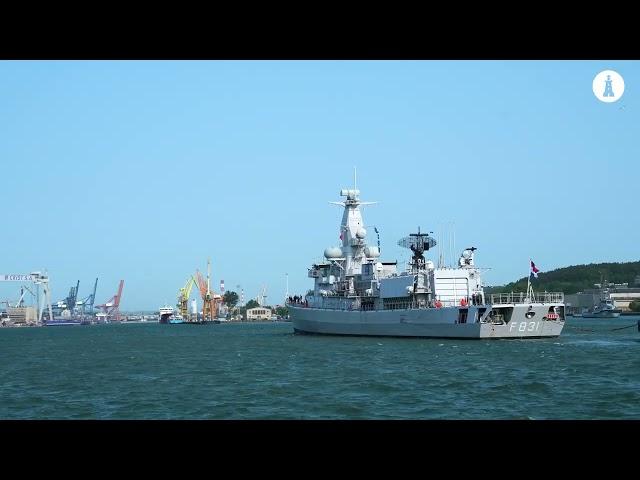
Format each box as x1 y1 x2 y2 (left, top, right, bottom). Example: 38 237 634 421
364 246 380 258
324 247 342 259
356 228 367 239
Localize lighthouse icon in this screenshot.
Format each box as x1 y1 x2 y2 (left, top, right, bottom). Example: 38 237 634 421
593 70 624 103
603 75 615 98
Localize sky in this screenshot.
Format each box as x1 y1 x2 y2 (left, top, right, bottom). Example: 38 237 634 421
1 60 638 311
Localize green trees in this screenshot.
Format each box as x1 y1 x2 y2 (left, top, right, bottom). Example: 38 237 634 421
222 291 239 308
489 261 640 294
245 299 260 310
629 300 640 312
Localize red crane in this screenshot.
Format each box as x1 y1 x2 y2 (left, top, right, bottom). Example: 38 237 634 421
96 280 124 322
195 259 221 322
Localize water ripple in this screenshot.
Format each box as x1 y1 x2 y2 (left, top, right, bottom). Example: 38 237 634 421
1 317 639 419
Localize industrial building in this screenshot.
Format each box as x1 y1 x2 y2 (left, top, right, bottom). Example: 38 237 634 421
4 306 38 325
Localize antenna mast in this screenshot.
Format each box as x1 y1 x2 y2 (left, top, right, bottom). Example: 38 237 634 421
207 257 211 293
398 227 437 273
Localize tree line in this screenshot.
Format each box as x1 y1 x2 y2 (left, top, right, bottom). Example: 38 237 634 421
222 291 288 317
485 261 640 295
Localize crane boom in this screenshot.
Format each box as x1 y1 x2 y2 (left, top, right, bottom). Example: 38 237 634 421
177 276 197 320
195 258 221 322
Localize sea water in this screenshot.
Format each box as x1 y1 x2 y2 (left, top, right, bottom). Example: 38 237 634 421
1 316 639 419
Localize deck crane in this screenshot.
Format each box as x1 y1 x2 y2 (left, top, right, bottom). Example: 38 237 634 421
177 276 197 321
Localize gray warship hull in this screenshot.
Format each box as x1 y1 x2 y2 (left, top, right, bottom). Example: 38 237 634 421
290 303 565 339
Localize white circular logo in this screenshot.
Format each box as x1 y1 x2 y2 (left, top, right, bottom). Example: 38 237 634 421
593 70 624 103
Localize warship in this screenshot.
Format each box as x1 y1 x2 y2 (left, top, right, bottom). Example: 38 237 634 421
581 298 621 318
288 185 565 339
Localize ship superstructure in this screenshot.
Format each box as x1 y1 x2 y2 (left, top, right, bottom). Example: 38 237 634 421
288 186 565 339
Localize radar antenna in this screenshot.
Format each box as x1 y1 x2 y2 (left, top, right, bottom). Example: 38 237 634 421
397 227 436 271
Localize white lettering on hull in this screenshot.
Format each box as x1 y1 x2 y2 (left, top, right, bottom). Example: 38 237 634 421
509 321 541 333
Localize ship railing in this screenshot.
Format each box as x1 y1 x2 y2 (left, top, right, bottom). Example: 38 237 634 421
382 299 414 310
490 292 564 305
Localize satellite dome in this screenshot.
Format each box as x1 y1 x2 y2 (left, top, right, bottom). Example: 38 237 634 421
356 228 367 239
324 247 342 259
364 246 380 258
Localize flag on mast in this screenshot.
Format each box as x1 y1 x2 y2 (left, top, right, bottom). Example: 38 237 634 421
530 260 540 278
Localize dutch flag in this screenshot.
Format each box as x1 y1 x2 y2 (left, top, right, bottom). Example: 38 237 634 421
530 260 540 278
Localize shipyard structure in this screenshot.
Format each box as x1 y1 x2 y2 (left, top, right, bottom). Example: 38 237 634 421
565 277 640 315
1 273 125 327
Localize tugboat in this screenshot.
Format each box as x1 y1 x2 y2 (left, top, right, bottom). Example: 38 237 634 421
288 185 565 339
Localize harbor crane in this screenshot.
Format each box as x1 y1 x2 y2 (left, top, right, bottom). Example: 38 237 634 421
177 276 197 321
195 258 222 322
257 285 267 307
96 279 124 322
76 277 98 315
55 280 80 315
15 284 36 307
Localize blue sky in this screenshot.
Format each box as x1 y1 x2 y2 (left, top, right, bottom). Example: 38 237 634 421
1 60 638 310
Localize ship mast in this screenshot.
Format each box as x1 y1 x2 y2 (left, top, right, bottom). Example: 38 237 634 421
330 190 376 278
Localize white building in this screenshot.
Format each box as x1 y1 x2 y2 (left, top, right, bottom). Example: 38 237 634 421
246 307 272 321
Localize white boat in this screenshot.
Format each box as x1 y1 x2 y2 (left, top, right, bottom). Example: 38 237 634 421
159 305 178 324
288 184 565 339
581 299 621 318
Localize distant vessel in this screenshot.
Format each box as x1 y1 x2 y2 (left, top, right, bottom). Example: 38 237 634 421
159 305 177 324
581 298 621 318
44 318 83 326
288 184 565 339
